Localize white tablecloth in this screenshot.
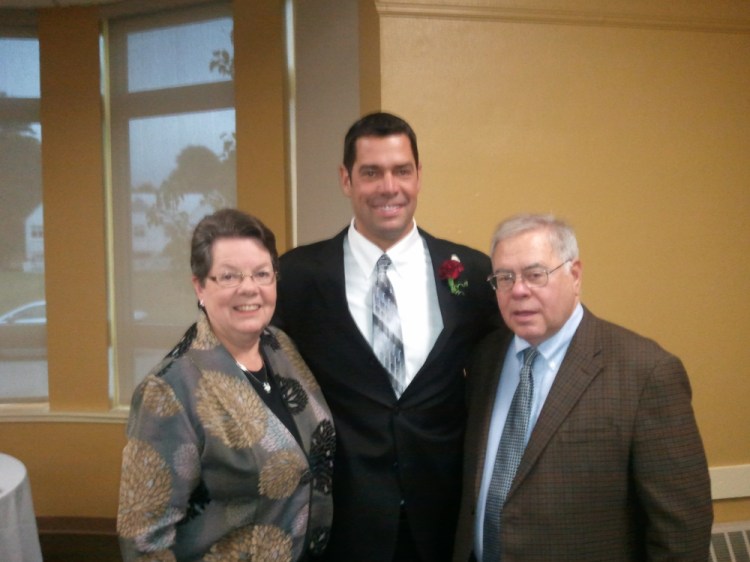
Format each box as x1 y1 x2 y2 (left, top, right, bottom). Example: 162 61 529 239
0 453 43 562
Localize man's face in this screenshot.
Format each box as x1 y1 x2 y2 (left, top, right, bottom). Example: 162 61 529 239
340 134 421 251
491 228 582 346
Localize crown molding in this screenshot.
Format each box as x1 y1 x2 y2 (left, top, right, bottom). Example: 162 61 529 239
376 1 750 34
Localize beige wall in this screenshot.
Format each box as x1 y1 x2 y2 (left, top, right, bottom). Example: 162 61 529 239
1 0 748 525
376 0 750 520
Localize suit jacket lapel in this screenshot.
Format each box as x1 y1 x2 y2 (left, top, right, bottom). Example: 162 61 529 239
317 228 469 401
509 309 604 496
315 228 374 352
416 230 461 371
315 228 402 403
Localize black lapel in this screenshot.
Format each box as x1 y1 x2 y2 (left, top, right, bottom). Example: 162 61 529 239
416 230 462 372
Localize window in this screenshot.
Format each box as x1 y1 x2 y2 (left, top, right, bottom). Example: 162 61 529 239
106 2 236 405
0 28 47 403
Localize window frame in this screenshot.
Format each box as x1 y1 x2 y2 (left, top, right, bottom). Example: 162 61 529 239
104 1 235 407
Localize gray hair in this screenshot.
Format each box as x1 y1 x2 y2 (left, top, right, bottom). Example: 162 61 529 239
490 213 579 262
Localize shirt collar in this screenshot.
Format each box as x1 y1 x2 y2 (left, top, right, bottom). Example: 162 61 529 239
347 219 421 275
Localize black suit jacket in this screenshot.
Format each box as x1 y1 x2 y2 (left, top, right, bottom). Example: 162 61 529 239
274 227 502 562
453 308 713 562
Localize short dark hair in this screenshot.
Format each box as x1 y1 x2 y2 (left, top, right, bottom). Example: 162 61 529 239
191 208 278 285
342 112 419 175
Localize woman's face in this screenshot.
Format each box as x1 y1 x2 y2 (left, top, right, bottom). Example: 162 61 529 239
192 237 276 351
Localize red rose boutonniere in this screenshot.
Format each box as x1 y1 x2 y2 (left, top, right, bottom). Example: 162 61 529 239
439 254 468 296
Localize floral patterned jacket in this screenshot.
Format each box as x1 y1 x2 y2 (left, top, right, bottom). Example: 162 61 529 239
117 315 335 561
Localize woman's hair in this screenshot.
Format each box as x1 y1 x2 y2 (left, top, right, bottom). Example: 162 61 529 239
190 208 278 284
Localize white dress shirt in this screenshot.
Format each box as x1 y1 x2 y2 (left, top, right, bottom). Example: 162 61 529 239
343 219 443 389
474 303 584 559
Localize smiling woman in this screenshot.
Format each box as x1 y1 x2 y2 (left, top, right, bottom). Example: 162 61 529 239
117 208 335 561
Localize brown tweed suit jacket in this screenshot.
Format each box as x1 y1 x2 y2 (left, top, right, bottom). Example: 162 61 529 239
453 307 713 562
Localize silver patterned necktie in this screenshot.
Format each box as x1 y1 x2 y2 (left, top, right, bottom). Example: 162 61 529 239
372 254 406 397
483 347 538 561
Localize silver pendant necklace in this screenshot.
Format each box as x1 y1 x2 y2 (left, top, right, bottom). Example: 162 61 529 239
237 361 271 394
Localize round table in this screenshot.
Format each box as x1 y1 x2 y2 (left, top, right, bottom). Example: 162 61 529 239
0 453 43 561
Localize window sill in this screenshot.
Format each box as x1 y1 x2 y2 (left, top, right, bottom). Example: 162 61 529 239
0 405 128 423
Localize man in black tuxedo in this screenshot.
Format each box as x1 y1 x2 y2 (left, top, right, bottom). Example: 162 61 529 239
274 112 502 561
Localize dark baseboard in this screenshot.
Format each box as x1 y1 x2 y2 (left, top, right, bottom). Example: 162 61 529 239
37 516 117 536
36 517 120 562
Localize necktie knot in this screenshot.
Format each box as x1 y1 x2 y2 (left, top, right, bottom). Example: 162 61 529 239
521 347 538 376
377 254 392 274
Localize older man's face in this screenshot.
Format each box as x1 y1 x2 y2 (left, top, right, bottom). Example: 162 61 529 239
491 228 581 346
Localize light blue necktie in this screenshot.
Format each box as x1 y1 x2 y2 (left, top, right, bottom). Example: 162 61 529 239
372 254 406 397
483 347 538 561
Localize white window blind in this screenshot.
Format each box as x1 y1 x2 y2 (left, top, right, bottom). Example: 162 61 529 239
0 27 47 404
106 1 236 406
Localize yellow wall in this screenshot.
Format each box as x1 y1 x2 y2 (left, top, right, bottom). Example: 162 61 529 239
376 0 750 521
234 0 289 246
1 422 125 518
1 0 748 525
39 7 110 412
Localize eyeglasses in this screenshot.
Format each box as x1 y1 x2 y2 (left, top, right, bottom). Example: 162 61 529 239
487 260 570 292
208 269 277 288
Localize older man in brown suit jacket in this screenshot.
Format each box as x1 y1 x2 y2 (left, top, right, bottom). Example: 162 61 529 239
453 214 713 562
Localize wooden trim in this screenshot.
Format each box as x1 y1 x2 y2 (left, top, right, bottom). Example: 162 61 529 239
37 516 117 536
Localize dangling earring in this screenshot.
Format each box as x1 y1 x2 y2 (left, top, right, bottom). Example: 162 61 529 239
198 299 205 310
